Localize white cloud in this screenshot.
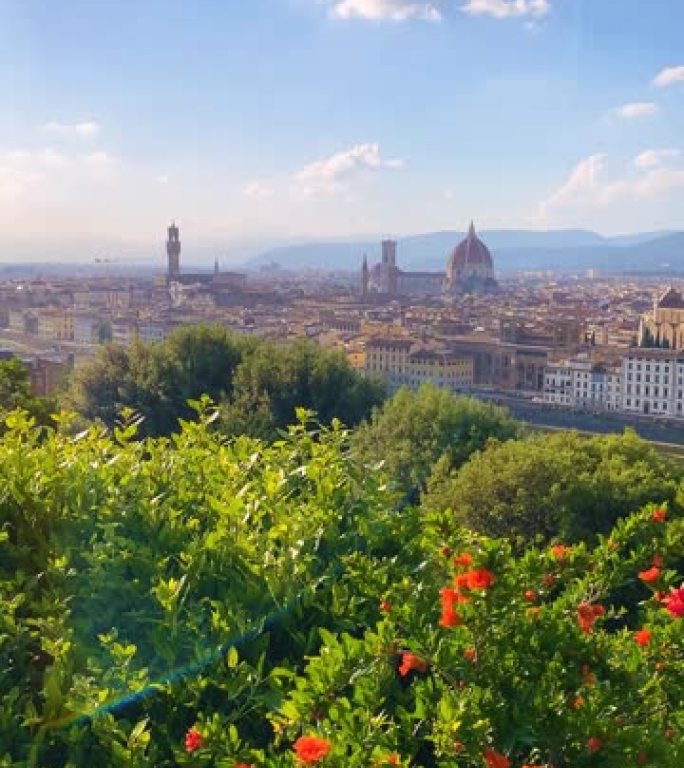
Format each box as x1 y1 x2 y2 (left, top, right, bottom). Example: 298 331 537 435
652 65 684 88
0 146 120 205
611 101 659 120
329 0 441 21
634 148 680 170
538 154 606 219
538 151 684 222
42 120 101 138
294 142 402 197
461 0 549 19
243 180 274 199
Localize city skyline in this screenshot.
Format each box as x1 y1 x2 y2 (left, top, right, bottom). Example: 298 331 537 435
1 0 683 254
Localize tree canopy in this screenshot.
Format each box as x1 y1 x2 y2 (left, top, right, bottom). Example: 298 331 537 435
352 384 520 500
0 357 56 427
66 326 383 438
424 428 684 543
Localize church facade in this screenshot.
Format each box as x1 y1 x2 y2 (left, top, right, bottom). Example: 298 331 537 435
362 223 498 298
639 286 684 350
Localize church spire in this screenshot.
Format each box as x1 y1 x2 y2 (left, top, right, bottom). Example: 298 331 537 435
468 220 476 238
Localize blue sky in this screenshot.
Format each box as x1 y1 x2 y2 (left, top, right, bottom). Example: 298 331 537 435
1 0 683 255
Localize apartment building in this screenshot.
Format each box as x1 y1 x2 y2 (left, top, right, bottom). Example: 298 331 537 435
35 309 73 341
622 350 684 418
544 357 622 411
543 363 573 406
403 349 473 392
364 337 473 393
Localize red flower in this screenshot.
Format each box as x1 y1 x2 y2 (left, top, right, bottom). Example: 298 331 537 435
464 568 495 590
652 554 664 567
454 572 471 590
660 585 684 618
439 588 463 627
586 737 602 753
577 602 605 633
185 727 204 753
483 747 512 768
636 752 650 765
442 545 453 558
440 593 463 628
398 652 427 677
542 573 556 588
524 589 537 602
572 696 585 709
551 544 570 562
439 608 461 628
385 755 400 765
454 552 474 568
638 566 661 584
652 507 667 522
464 647 477 663
293 735 332 764
380 600 392 613
634 628 651 647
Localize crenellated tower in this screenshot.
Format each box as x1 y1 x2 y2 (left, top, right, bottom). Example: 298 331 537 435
166 221 181 277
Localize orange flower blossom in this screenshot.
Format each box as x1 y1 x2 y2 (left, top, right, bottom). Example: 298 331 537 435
483 747 512 768
398 652 427 677
293 735 332 764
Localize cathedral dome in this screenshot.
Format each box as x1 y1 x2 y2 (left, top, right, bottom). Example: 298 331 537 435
447 222 493 279
445 222 496 294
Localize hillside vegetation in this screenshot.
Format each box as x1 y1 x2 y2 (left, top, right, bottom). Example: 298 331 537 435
1 380 683 766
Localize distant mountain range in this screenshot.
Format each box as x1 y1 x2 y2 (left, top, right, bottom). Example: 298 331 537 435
2 229 683 277
248 229 684 274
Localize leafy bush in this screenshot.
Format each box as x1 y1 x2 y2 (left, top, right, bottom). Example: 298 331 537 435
0 405 681 766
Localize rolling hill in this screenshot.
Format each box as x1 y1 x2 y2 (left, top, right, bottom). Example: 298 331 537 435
247 229 684 274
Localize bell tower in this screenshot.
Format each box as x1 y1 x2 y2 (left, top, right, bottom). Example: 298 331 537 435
361 254 369 296
166 221 181 277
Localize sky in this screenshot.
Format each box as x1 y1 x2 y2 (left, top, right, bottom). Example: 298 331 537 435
1 0 683 258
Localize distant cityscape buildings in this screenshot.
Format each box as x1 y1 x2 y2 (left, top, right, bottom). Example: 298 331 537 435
362 222 498 298
0 219 683 424
165 221 247 292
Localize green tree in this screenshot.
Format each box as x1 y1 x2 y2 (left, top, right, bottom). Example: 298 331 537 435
222 339 384 439
65 327 383 439
65 325 249 436
0 357 32 409
424 428 683 543
0 358 56 427
352 384 520 500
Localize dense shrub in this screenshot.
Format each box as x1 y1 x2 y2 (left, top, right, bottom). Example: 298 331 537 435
0 406 681 766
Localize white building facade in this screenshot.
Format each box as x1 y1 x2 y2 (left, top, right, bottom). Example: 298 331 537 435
622 350 684 418
544 358 622 411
